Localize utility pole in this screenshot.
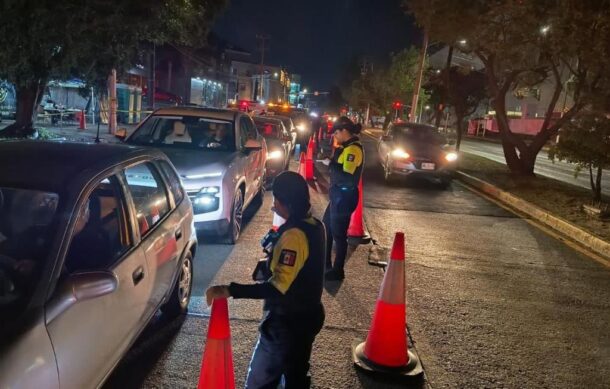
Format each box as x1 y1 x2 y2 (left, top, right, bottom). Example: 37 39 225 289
410 29 429 123
256 34 270 102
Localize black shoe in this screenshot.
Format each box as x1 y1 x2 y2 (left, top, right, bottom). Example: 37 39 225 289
325 268 345 281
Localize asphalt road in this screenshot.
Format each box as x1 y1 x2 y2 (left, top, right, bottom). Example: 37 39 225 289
460 138 610 197
103 134 610 389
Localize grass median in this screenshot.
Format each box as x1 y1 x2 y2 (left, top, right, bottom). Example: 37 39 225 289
458 152 610 242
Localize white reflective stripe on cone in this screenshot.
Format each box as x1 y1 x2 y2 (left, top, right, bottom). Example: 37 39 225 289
378 259 405 305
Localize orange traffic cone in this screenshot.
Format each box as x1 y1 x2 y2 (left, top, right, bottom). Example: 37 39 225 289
347 177 371 245
306 136 314 160
198 298 235 389
304 153 314 181
352 232 423 377
272 211 285 231
78 110 86 130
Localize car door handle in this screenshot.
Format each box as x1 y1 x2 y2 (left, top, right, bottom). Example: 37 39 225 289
132 266 145 285
175 228 183 241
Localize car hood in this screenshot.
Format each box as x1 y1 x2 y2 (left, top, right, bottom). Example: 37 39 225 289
160 148 236 179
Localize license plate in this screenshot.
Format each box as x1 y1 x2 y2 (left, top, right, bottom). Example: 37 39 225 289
421 162 435 170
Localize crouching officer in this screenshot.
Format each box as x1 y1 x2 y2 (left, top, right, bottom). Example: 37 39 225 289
206 171 326 389
322 116 364 281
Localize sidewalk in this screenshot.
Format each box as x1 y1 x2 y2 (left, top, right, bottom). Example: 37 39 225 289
0 120 136 143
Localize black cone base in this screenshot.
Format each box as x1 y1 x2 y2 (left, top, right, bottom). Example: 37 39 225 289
352 340 423 378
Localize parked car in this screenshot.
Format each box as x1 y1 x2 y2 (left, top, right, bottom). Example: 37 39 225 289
253 116 292 181
377 122 458 188
271 115 298 150
121 107 267 243
0 141 197 388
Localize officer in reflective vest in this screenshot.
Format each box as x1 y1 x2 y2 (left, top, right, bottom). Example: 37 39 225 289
206 171 326 388
322 116 364 281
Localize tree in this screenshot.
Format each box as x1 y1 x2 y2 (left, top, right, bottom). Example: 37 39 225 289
425 66 487 150
407 0 610 176
0 0 226 137
548 111 610 201
349 48 421 128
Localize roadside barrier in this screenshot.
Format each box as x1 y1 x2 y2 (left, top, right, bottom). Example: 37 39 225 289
347 177 371 245
353 232 423 378
198 297 235 389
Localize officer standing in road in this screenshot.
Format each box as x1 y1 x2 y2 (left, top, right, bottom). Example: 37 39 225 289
206 171 326 389
322 116 364 281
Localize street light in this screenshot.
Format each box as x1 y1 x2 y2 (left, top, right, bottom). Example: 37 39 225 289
540 25 550 35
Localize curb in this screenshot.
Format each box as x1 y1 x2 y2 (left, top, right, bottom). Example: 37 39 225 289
456 171 610 262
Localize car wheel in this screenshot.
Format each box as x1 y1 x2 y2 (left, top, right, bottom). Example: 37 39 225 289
224 190 244 244
384 157 395 185
439 177 452 190
161 251 193 318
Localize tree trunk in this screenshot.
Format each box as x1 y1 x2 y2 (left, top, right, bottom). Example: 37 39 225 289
594 165 603 202
455 115 463 151
0 81 44 138
435 46 454 129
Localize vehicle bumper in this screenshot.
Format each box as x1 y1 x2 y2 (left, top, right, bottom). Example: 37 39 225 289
390 161 455 178
195 218 230 235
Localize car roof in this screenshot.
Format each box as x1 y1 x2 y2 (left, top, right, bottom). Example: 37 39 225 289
152 106 239 122
0 141 165 194
253 116 283 124
393 122 437 131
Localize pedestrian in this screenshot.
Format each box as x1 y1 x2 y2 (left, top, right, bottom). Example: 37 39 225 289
206 171 326 389
322 116 364 281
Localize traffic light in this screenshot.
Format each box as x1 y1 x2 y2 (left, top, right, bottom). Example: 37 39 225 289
392 101 402 110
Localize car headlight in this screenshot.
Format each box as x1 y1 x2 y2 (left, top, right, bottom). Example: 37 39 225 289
267 149 283 160
445 152 458 162
193 186 221 213
296 123 306 132
391 149 410 159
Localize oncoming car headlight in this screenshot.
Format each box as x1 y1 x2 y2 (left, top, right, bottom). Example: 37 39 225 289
267 149 284 160
391 149 410 159
445 152 458 162
296 123 307 132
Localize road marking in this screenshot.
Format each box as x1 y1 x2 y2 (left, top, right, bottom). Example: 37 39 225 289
457 180 610 269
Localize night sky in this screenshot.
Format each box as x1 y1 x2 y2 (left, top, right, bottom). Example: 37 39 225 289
213 0 420 91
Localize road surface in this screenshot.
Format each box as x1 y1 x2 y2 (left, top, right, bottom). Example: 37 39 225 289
460 138 610 197
102 134 610 389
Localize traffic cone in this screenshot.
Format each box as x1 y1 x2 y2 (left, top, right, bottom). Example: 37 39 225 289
272 211 285 231
198 298 235 389
352 232 423 377
306 136 314 160
347 177 371 245
78 110 86 130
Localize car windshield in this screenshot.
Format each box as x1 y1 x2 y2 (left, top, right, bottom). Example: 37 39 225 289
393 126 446 145
128 115 236 152
254 120 280 139
0 187 59 321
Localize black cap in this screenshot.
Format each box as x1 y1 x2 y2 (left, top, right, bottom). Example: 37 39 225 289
272 171 310 219
332 116 362 134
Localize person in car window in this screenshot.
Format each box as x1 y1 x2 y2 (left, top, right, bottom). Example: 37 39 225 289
206 171 326 388
202 122 233 150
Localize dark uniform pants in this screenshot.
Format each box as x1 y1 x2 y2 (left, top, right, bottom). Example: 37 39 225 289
323 187 358 273
245 305 325 389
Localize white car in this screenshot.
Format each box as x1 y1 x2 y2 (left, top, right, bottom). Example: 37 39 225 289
123 107 267 243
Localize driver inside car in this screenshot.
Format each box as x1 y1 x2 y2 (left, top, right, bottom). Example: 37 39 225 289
201 122 232 150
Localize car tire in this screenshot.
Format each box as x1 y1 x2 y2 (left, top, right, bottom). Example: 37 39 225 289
384 157 396 185
439 177 452 190
161 251 193 318
224 189 244 244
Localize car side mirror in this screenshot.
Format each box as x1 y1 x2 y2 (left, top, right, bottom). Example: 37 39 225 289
115 128 128 140
46 271 118 323
244 139 262 151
